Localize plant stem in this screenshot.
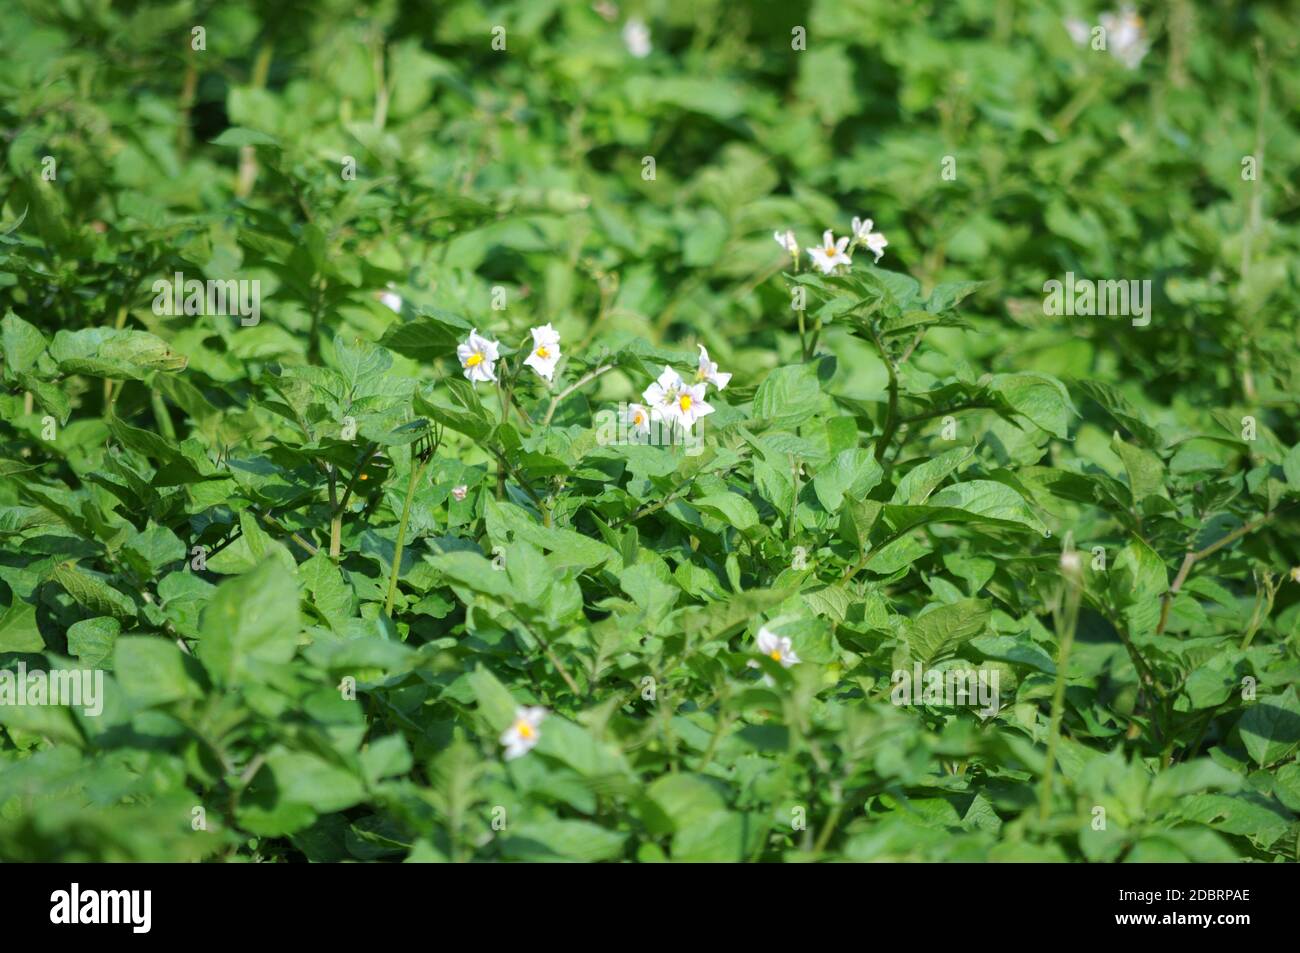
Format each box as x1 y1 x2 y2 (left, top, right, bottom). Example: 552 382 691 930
1039 563 1082 825
541 363 615 427
870 324 899 464
1155 509 1282 635
384 453 430 616
327 463 342 559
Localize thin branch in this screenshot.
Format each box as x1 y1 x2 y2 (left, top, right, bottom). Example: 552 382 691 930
1155 509 1285 635
542 363 615 427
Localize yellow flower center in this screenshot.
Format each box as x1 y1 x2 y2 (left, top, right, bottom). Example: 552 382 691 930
516 721 535 739
633 412 644 426
465 352 484 368
679 394 693 412
824 245 836 256
536 346 550 359
769 649 783 661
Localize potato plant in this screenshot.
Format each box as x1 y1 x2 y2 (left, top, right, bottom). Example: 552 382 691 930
1 0 1298 862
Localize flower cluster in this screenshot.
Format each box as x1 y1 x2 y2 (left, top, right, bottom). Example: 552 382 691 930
775 215 888 275
1065 6 1149 70
458 323 563 385
630 344 730 436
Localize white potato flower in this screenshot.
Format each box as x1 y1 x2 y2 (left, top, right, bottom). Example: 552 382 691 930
642 365 685 423
500 705 547 760
626 402 651 435
1100 7 1149 69
851 216 888 263
623 17 651 58
1064 16 1092 46
523 323 562 382
457 328 500 384
774 229 800 260
807 229 851 274
377 290 402 313
451 484 468 501
672 381 713 433
695 344 732 391
754 626 800 668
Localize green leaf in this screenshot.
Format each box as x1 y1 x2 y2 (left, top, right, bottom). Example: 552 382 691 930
752 364 822 428
693 491 759 531
196 559 301 683
1238 688 1300 768
378 310 475 361
905 599 991 663
1112 436 1166 502
467 664 519 731
892 446 973 505
66 617 120 667
0 600 43 653
49 328 187 380
50 563 138 620
113 636 203 707
988 372 1075 438
813 448 883 511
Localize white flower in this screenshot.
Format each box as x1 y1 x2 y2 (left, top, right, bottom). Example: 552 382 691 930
457 328 496 384
622 17 651 58
1060 550 1082 574
625 402 651 435
1101 7 1149 69
774 229 799 259
1290 566 1300 584
642 365 685 423
695 344 732 391
523 323 561 382
1064 16 1092 46
851 216 888 263
500 706 546 760
672 381 713 433
753 626 800 668
1068 8 1148 69
451 484 468 501
377 290 402 313
807 229 851 274
457 329 500 384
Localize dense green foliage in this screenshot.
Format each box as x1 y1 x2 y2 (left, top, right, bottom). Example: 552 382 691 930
1 0 1299 862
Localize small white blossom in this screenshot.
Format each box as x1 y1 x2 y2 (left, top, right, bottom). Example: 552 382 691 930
642 366 685 423
626 402 651 435
622 17 651 58
451 484 468 501
807 229 851 274
851 216 888 263
457 329 500 384
523 323 561 382
1100 7 1149 69
695 344 732 391
1066 8 1148 69
672 381 713 433
774 229 799 259
752 626 800 668
500 706 547 760
377 290 402 313
1064 16 1092 46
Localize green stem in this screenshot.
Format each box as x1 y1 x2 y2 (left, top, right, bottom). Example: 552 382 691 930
1039 564 1082 825
384 454 429 616
541 363 615 427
